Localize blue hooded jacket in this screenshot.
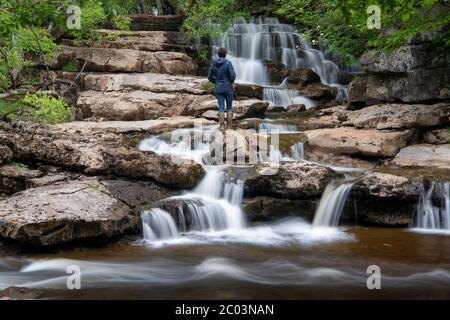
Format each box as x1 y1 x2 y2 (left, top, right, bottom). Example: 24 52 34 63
208 57 236 94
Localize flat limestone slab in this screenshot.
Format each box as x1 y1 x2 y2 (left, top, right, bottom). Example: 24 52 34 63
0 178 138 246
53 117 216 134
305 127 415 157
391 144 450 169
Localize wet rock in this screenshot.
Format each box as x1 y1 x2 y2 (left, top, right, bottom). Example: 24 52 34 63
244 161 341 199
242 197 317 222
286 104 306 113
0 178 139 246
305 127 415 157
263 60 289 83
0 145 13 165
0 287 42 300
300 83 337 101
234 83 264 100
51 46 196 75
83 73 209 94
391 144 450 169
62 30 189 52
267 106 287 112
287 68 321 87
349 103 450 130
0 121 205 188
423 129 450 144
346 78 367 109
77 90 213 120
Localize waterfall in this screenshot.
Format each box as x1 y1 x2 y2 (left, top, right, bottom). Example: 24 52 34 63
291 142 304 160
212 16 347 108
413 181 450 231
313 180 354 227
142 208 179 241
142 167 246 241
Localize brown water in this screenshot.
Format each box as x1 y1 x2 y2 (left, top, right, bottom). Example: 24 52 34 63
1 225 449 299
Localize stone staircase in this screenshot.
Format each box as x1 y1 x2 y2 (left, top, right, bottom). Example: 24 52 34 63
51 15 268 123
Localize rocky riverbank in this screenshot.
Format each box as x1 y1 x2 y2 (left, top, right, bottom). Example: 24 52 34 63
0 15 449 250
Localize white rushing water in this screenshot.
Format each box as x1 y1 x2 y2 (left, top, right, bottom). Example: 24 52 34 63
212 17 348 107
413 181 450 232
313 179 355 228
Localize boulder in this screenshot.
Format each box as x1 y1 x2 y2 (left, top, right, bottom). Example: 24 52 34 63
349 103 450 130
83 73 209 94
286 104 306 113
346 78 367 109
244 161 341 199
353 172 419 201
391 144 450 169
77 90 213 120
62 30 189 52
51 46 196 75
0 178 139 246
267 106 287 112
0 145 13 165
305 127 415 157
234 83 264 99
201 99 269 120
130 15 184 32
423 129 450 144
300 83 337 101
263 60 289 83
287 68 321 87
0 122 205 189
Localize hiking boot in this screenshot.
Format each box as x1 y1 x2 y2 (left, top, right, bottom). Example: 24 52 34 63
227 112 233 129
218 112 226 130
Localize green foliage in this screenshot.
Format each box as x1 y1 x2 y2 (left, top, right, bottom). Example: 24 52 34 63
271 0 450 58
14 162 29 169
22 92 73 124
0 48 32 92
69 0 108 40
112 15 131 31
62 60 79 72
179 0 251 39
202 81 215 92
15 27 58 59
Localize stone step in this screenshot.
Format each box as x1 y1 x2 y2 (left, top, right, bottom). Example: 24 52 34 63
77 90 215 121
83 73 209 94
61 30 189 52
51 45 196 75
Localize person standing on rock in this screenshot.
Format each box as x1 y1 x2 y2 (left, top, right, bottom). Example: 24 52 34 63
208 47 236 130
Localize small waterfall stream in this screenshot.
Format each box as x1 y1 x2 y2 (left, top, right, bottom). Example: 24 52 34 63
413 181 450 231
312 179 355 228
212 17 348 107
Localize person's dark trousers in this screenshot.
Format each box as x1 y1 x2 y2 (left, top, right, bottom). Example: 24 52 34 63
216 91 233 113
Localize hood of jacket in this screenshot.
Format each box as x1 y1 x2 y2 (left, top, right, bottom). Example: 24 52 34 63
213 57 228 67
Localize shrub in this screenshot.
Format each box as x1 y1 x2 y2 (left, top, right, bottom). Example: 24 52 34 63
69 1 107 40
112 15 131 31
62 60 79 72
22 92 73 124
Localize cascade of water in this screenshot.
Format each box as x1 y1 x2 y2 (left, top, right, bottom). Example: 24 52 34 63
291 142 304 160
312 180 354 227
212 16 348 107
413 181 450 231
142 208 179 241
142 166 247 241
